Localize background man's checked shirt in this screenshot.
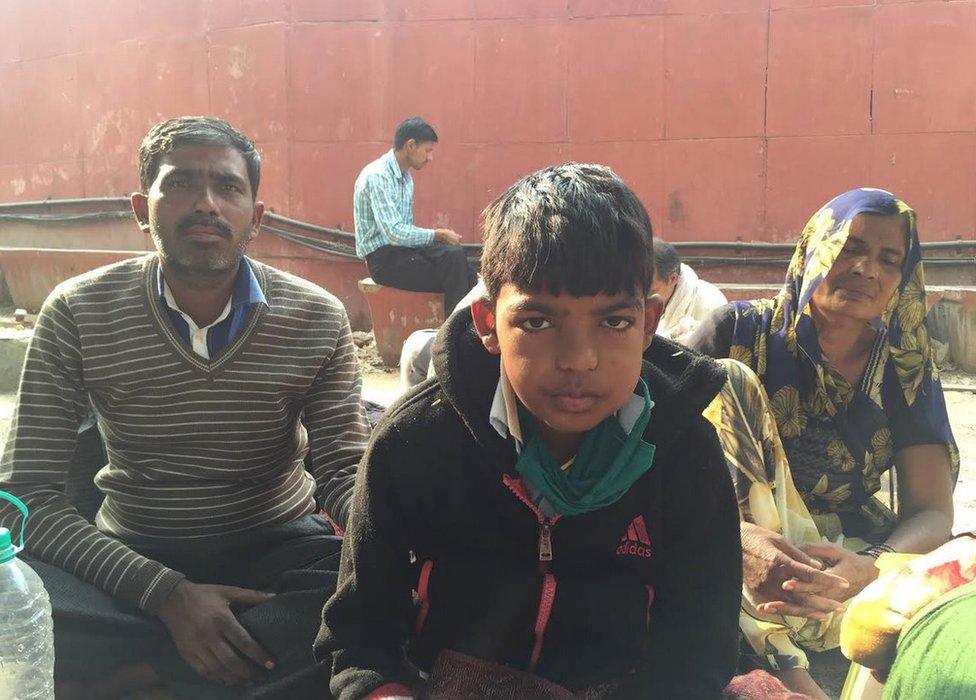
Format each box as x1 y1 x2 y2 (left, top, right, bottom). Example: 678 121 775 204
353 149 435 258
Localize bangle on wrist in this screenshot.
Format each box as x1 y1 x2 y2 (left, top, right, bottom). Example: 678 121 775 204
858 542 896 559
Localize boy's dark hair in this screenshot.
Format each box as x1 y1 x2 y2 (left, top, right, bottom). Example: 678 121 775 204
480 163 654 303
394 117 438 150
138 116 261 197
652 238 681 281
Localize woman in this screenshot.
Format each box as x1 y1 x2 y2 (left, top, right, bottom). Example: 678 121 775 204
687 188 959 698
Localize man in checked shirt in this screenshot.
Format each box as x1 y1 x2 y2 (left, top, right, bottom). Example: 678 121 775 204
353 117 478 313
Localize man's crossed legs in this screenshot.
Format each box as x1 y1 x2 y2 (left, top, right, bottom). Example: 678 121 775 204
38 514 339 700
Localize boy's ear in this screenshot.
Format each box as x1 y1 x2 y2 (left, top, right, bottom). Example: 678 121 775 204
642 295 664 350
470 298 500 355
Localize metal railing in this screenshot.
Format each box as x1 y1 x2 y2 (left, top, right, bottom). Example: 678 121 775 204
2 198 975 261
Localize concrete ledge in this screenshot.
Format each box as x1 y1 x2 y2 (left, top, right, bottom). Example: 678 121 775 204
715 282 975 306
0 245 374 332
358 278 443 366
0 248 142 312
0 328 30 393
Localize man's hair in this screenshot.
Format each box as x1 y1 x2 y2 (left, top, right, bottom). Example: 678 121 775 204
652 238 681 281
393 117 438 150
138 116 261 197
480 163 654 303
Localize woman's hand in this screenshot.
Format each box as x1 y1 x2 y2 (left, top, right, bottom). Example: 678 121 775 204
741 522 849 620
802 543 879 602
759 542 877 618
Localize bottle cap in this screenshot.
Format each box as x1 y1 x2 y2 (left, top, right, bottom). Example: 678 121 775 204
0 491 29 564
0 527 15 563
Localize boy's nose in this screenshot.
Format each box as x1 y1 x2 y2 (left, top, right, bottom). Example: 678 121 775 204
555 332 598 372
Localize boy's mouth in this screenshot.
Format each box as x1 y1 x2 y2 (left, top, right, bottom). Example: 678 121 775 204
548 391 600 413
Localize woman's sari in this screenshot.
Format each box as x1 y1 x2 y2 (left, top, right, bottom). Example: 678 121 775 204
726 188 958 538
703 188 959 671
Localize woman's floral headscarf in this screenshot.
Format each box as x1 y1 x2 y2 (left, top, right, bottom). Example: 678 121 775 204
729 188 958 515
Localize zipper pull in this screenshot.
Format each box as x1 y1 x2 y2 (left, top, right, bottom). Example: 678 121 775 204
539 522 553 561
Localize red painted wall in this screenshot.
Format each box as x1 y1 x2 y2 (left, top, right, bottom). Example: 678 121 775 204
2 0 975 243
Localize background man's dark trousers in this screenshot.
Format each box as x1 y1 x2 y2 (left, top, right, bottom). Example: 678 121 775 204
366 244 478 313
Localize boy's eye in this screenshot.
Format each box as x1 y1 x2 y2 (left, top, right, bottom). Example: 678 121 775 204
519 317 552 331
168 176 189 189
222 181 244 194
603 317 634 331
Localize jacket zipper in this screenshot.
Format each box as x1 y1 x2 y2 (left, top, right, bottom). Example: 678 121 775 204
538 521 553 561
529 572 557 671
502 474 562 671
502 474 561 566
415 559 433 632
645 584 655 628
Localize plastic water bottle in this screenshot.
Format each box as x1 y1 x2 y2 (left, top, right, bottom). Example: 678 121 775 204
0 491 54 699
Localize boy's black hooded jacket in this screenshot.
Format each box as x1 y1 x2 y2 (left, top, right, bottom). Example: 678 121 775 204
316 310 742 699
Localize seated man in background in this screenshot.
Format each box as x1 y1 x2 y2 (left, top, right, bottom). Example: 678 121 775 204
651 238 727 344
0 116 369 699
354 116 478 314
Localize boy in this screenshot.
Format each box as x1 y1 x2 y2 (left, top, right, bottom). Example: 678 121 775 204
316 164 741 699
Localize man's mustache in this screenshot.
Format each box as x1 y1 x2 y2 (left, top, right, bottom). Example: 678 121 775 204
176 214 233 238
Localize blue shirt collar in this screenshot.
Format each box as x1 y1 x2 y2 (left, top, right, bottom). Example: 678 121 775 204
157 257 266 310
383 149 407 183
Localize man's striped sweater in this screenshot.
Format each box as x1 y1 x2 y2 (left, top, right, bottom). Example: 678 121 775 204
0 255 369 614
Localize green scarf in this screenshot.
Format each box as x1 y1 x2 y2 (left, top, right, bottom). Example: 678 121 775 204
515 379 656 516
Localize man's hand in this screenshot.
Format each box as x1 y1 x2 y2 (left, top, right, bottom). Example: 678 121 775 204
158 580 276 686
434 228 462 245
741 522 848 621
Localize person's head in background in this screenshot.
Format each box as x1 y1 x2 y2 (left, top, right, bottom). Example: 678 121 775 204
131 116 263 279
472 163 662 461
393 117 438 172
650 239 681 308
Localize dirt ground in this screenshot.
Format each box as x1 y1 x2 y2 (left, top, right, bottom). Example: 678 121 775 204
941 371 976 532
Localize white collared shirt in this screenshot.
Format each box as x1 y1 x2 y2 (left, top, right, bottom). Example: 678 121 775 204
161 279 234 360
488 360 649 466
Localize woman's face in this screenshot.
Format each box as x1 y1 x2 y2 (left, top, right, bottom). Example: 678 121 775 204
811 213 908 323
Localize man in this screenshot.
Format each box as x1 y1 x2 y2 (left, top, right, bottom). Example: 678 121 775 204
650 238 727 344
354 116 478 312
0 117 369 698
